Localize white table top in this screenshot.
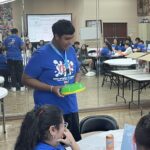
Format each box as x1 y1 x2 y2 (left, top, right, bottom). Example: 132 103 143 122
66 129 123 150
111 69 148 76
88 52 98 58
104 58 136 67
0 76 5 84
123 73 150 81
0 87 8 99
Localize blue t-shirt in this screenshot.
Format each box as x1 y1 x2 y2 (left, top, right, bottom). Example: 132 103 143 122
35 142 65 150
137 44 146 52
24 43 80 114
100 47 111 58
133 43 138 49
0 54 8 70
3 34 24 60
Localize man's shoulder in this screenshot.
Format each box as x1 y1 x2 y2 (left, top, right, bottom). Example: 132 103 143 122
67 46 76 54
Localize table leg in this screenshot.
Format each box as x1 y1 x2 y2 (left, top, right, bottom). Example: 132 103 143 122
1 99 6 133
138 82 143 116
129 80 134 109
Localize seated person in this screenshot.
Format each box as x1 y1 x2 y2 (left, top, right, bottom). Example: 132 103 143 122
37 40 45 49
100 41 112 58
134 114 150 150
117 43 132 56
125 36 133 47
0 43 9 87
133 37 141 49
15 105 79 150
112 38 120 51
25 39 33 62
133 40 146 52
73 41 80 53
78 44 93 71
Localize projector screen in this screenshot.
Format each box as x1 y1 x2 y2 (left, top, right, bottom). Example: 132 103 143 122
27 14 72 42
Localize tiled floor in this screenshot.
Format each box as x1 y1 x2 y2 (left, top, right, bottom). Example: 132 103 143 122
0 74 150 149
3 75 150 115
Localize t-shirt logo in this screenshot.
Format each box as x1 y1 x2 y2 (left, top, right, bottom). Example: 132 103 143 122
8 38 15 47
53 60 74 77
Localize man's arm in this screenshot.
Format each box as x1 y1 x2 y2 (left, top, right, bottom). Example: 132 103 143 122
22 73 52 91
22 73 64 97
74 72 81 83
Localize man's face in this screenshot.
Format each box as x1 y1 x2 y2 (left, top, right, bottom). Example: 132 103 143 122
55 34 74 50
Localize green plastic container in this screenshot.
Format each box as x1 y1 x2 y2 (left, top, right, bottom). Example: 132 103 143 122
61 82 86 95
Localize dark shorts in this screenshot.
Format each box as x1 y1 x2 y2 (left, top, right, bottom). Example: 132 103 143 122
63 112 81 141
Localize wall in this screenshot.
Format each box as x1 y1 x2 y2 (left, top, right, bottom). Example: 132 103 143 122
11 0 138 45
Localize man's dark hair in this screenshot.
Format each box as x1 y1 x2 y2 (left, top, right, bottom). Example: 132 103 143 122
11 28 18 34
135 114 150 150
52 19 75 37
74 41 80 45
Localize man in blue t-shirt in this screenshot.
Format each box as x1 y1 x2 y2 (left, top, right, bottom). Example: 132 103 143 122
22 20 81 141
3 28 24 91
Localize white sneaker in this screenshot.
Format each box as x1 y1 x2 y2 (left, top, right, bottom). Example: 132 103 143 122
11 87 16 92
20 86 25 92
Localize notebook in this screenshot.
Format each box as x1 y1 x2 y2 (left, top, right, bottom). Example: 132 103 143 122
121 124 136 150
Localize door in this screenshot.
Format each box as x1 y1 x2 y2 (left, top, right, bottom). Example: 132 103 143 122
103 23 127 43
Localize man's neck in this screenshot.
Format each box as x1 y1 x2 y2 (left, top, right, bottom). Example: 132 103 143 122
52 39 61 51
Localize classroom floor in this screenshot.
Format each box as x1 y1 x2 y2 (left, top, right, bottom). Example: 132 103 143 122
0 74 150 150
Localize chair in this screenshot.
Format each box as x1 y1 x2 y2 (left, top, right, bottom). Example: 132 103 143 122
0 87 8 133
80 115 119 134
80 63 88 74
0 76 5 86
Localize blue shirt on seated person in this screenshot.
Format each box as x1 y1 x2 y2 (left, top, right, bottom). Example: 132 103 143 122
134 40 146 52
101 42 112 58
137 43 146 52
100 47 112 58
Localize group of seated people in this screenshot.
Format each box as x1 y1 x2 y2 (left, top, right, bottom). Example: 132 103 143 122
14 104 150 150
100 36 147 59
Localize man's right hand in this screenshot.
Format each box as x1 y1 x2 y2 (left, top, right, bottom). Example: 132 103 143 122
51 86 64 97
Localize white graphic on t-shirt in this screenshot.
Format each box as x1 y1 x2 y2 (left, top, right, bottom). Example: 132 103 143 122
53 60 74 78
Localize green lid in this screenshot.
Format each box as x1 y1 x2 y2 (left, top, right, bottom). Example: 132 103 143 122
61 82 86 95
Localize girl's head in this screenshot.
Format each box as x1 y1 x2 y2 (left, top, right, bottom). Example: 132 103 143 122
35 105 64 141
15 105 65 150
25 39 30 45
113 38 119 45
81 44 87 51
135 37 141 44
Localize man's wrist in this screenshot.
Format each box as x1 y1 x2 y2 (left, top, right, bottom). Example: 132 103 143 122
50 85 53 92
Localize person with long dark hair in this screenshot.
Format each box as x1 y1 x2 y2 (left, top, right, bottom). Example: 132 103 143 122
78 44 93 71
15 105 79 150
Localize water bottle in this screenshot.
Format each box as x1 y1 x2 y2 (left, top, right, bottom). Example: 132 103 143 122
106 134 114 150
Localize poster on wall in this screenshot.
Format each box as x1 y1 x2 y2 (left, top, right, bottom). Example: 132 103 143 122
137 0 150 16
0 3 13 40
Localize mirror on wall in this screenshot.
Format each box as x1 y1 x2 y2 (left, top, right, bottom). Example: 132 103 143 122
1 0 131 117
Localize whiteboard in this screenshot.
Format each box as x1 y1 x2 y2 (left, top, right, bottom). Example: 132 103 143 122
80 27 100 40
27 14 72 42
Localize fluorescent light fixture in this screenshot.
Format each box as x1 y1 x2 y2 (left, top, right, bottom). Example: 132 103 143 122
0 0 15 5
